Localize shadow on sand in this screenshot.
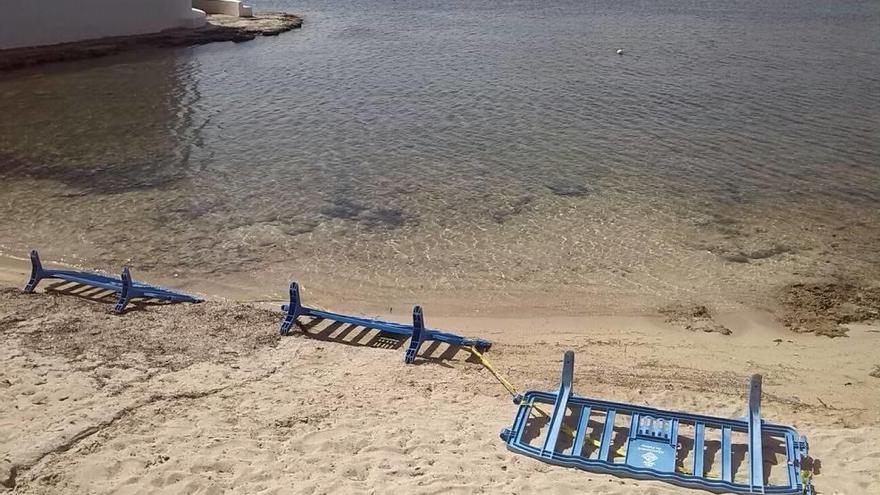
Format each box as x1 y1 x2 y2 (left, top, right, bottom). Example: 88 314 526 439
286 316 481 368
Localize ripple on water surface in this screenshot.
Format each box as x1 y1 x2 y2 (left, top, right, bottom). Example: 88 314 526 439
0 0 878 311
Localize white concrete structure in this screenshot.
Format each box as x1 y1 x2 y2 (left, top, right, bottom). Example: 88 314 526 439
0 0 207 50
192 0 253 18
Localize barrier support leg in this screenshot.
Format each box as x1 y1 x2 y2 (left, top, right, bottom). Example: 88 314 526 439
541 351 575 458
280 281 303 336
747 374 765 493
23 250 45 293
404 305 427 364
113 267 133 314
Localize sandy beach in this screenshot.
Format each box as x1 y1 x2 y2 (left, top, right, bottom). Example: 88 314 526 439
1 258 878 495
1 1 878 493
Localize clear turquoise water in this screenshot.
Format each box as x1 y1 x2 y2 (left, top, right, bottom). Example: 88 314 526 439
0 0 877 309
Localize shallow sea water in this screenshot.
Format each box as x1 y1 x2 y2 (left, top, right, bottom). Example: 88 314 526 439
0 0 878 313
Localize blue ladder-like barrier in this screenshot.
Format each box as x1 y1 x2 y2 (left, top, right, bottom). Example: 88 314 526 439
280 282 492 364
22 250 202 313
501 351 813 494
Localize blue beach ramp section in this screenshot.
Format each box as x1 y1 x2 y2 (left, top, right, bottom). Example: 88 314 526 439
501 351 813 494
279 281 492 364
23 250 202 313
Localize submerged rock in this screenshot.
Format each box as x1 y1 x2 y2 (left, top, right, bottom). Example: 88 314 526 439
659 304 733 335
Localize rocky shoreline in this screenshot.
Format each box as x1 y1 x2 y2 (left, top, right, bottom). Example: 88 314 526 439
0 12 302 72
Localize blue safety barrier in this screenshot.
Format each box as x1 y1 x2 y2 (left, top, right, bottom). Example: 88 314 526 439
22 250 202 313
280 281 492 363
501 351 813 494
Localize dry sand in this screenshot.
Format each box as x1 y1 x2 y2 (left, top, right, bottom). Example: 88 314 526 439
1 262 879 495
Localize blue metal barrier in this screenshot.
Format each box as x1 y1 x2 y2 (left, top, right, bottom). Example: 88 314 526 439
279 281 492 363
501 351 813 494
22 250 202 313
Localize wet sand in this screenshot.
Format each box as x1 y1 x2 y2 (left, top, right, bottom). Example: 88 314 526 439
1 265 878 494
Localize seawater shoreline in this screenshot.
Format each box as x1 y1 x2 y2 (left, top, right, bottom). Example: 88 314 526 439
1 249 877 338
0 12 302 72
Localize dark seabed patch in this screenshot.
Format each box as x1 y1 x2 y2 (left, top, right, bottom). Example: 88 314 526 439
492 196 533 224
545 182 592 198
0 152 186 194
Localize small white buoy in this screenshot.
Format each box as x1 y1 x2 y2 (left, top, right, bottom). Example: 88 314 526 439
616 49 624 55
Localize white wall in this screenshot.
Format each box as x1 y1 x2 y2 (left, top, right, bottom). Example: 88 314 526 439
192 0 252 17
0 0 205 50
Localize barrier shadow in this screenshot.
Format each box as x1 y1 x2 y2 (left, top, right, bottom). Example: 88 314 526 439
289 316 480 367
42 280 178 313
